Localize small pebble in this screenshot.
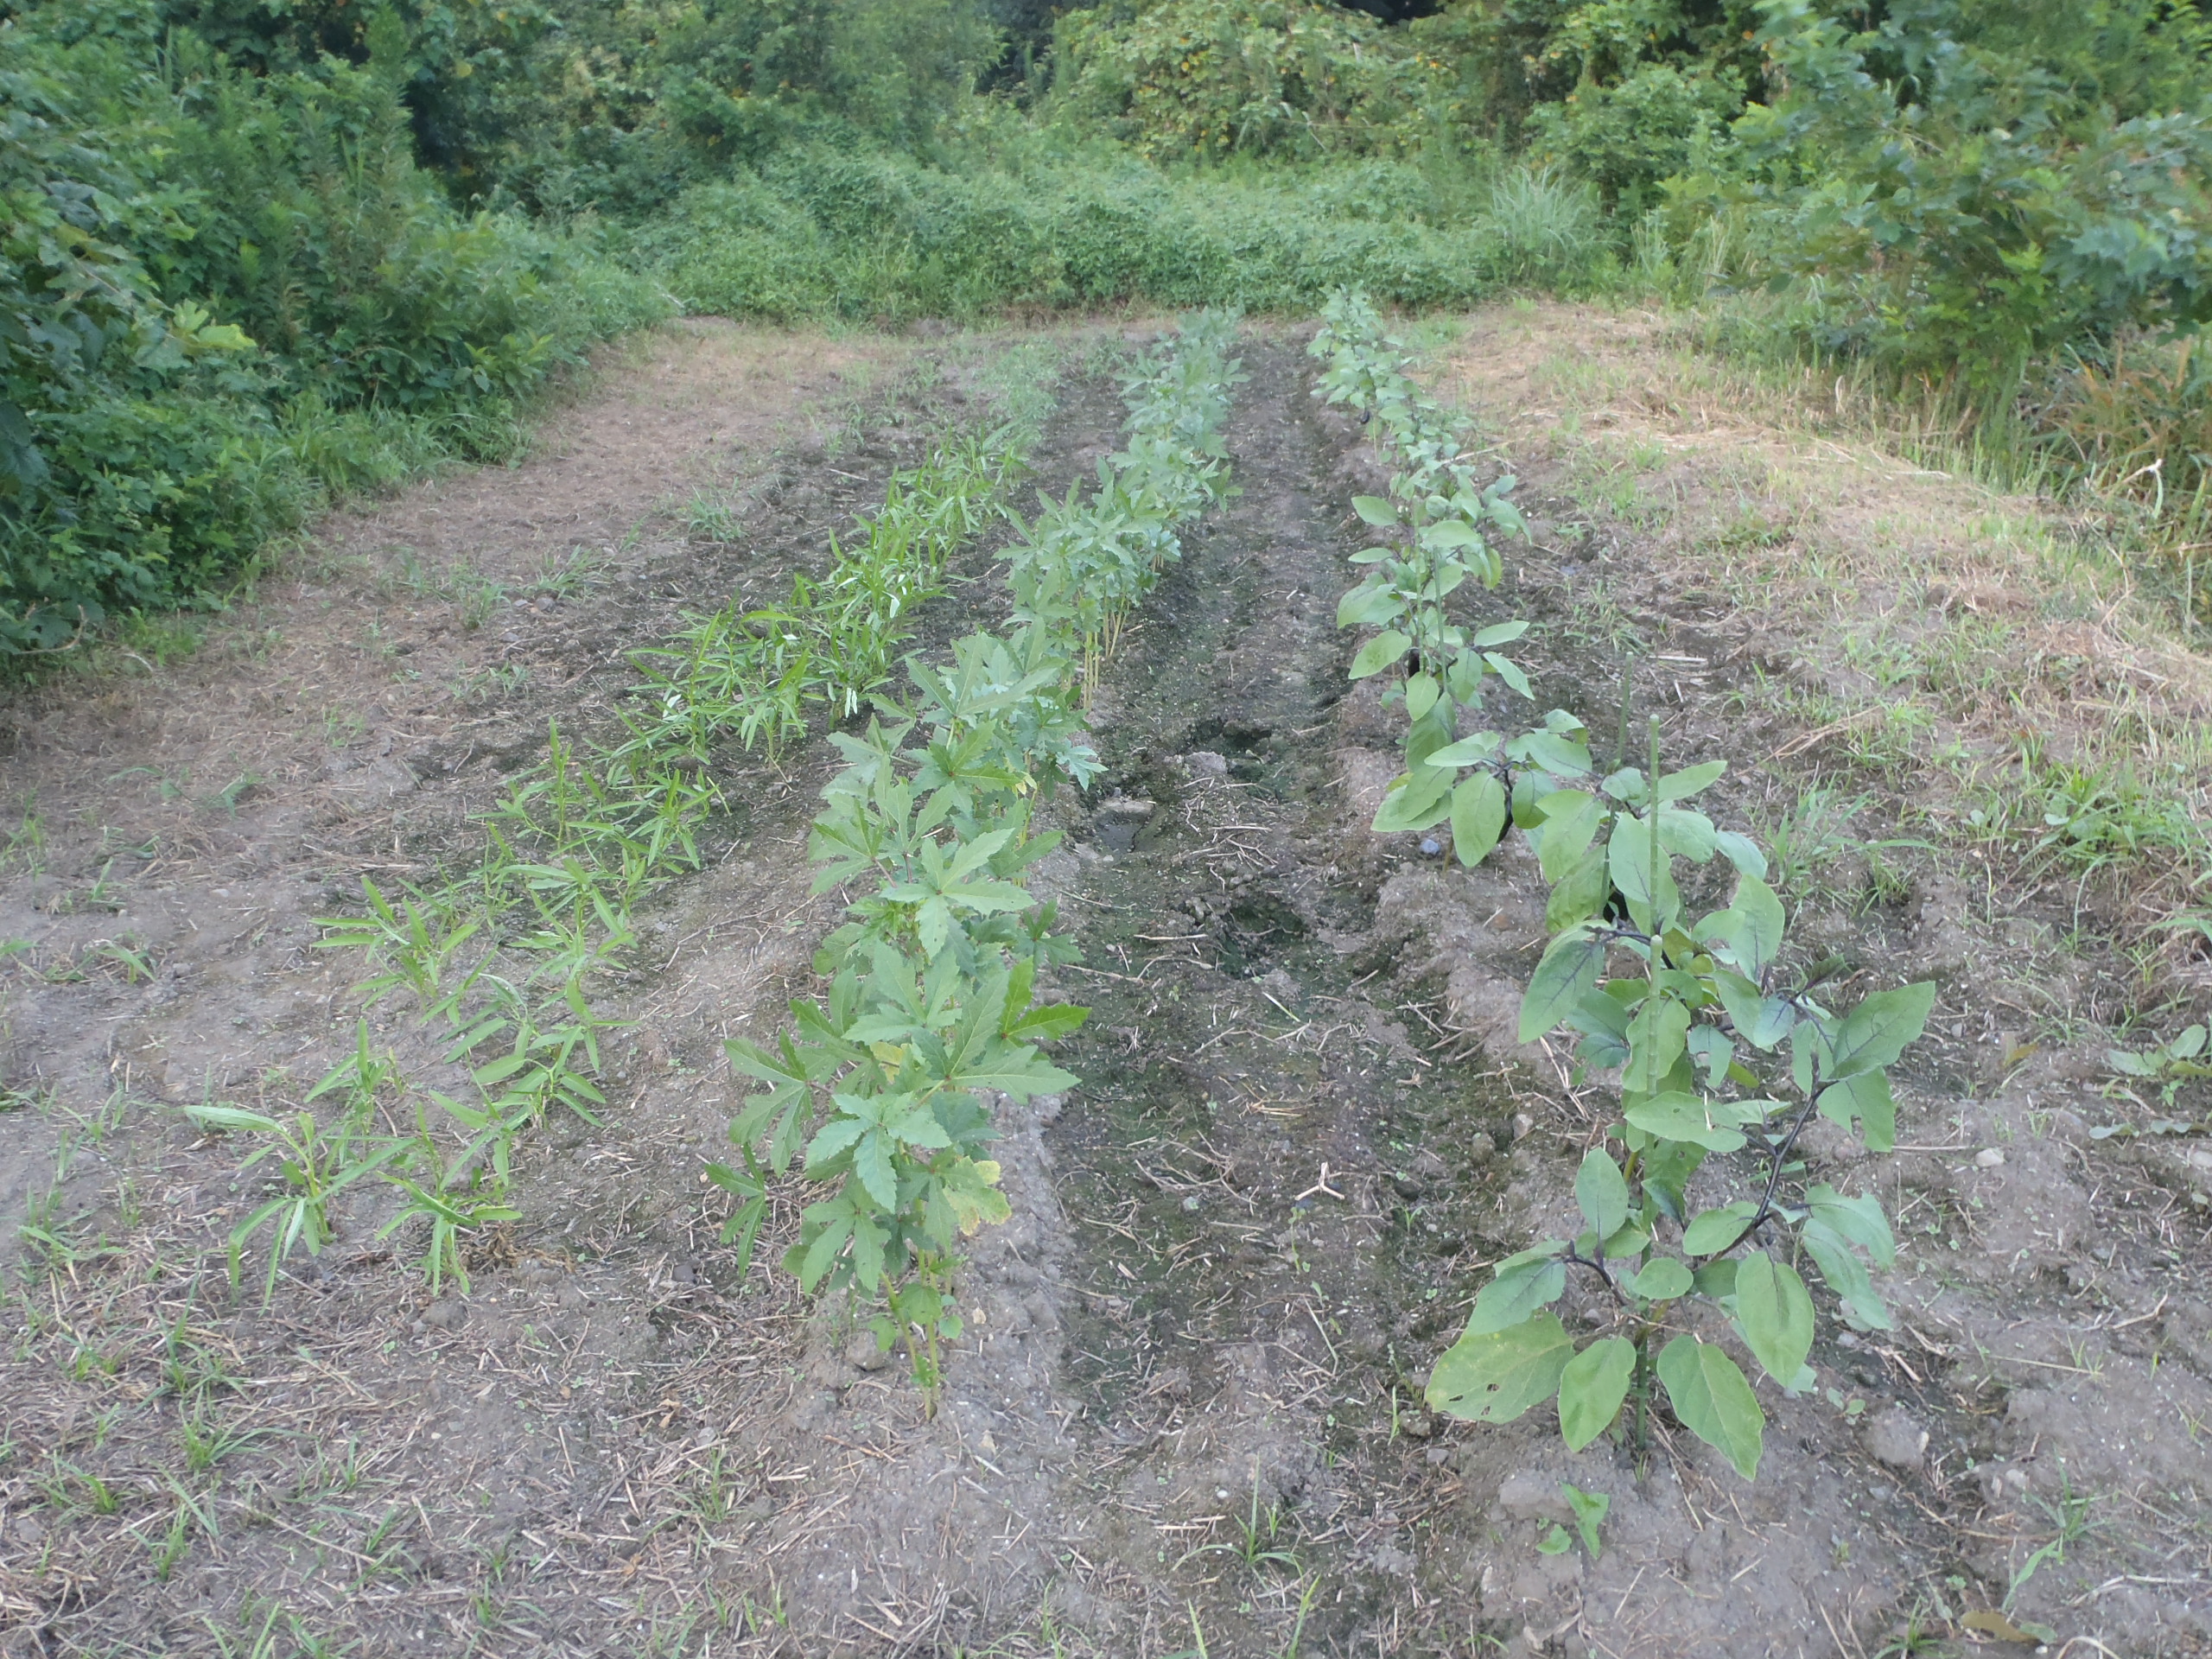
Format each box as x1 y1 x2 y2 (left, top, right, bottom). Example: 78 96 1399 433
1974 1147 2005 1168
1419 837 1442 857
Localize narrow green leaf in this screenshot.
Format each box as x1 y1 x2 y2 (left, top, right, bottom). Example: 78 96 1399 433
1427 1313 1574 1424
1734 1254 1815 1385
1558 1338 1636 1452
1656 1335 1764 1479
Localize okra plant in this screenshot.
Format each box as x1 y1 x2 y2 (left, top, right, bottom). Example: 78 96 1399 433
1315 292 1930 1478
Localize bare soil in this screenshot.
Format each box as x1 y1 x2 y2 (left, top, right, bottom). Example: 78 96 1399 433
3 312 2209 1659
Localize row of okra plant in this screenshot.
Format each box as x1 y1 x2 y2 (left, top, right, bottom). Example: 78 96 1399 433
712 315 1244 1398
1310 291 1929 1480
200 402 1052 1301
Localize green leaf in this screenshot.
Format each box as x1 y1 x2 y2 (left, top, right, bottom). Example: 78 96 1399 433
1373 768 1454 832
1817 1067 1897 1152
1558 1340 1636 1452
1806 1184 1896 1268
1427 1313 1574 1424
1562 1482 1610 1557
1406 672 1440 719
1802 1219 1894 1331
1426 730 1502 768
1351 494 1399 526
1349 630 1413 680
1734 1254 1815 1385
1546 844 1611 931
1608 814 1681 926
1713 830 1770 877
1711 969 1796 1051
1622 996 1692 1095
1657 808 1719 862
1574 1148 1630 1240
1473 620 1529 648
1535 791 1605 882
1484 652 1532 697
1656 1335 1764 1479
1451 772 1508 867
1520 930 1606 1043
1627 1255 1693 1300
1623 1091 1764 1154
1510 730 1595 778
1682 1200 1759 1256
1821 982 1936 1080
1469 1243 1568 1334
1731 875 1786 975
1657 760 1726 802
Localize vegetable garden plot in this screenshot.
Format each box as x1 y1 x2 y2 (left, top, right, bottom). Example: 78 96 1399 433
5 314 2212 1659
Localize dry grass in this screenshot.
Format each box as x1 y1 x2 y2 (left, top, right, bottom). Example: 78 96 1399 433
1430 298 2212 995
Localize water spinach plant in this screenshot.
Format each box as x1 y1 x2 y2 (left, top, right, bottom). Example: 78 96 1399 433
1311 292 1930 1478
715 317 1243 1399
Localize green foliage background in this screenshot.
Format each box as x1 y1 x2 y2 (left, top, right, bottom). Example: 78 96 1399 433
4 0 2210 649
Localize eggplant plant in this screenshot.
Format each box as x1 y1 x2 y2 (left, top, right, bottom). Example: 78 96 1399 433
1316 290 1929 1478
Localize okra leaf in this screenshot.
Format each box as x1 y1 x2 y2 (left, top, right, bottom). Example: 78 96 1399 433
1427 1312 1574 1424
1558 1338 1637 1452
1657 1334 1764 1479
1734 1253 1815 1384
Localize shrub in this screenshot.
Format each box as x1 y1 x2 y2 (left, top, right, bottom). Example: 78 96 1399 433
1052 0 1448 162
0 5 664 654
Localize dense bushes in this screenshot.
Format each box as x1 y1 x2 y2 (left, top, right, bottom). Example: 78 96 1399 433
636 142 1605 319
0 4 663 653
1052 0 1448 161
